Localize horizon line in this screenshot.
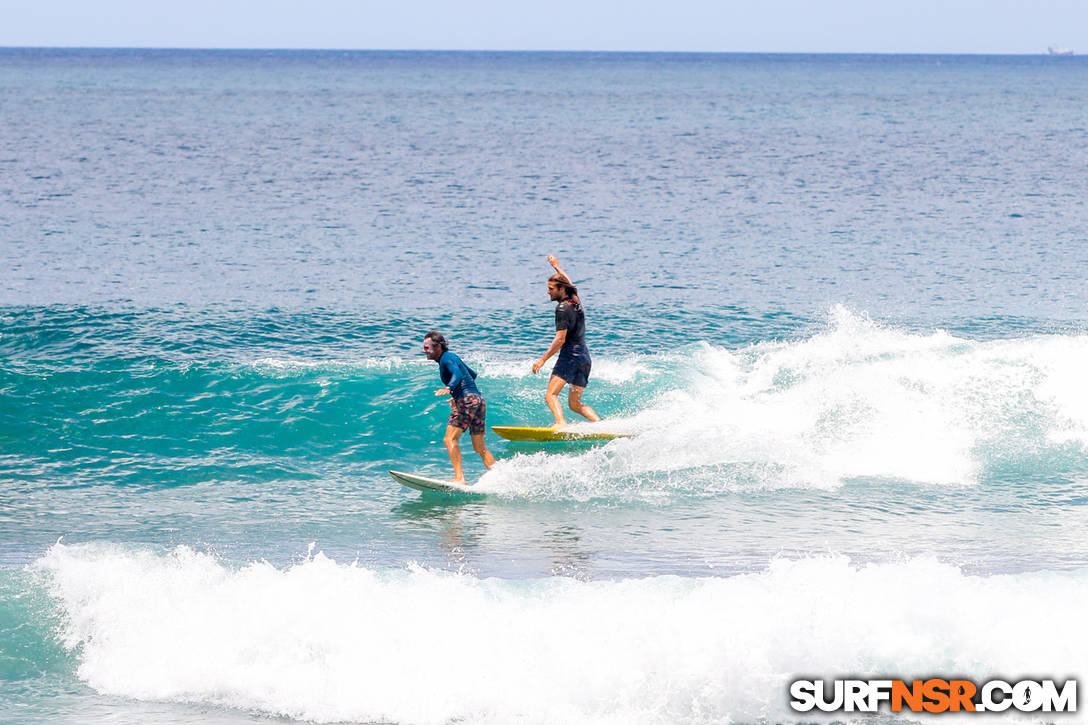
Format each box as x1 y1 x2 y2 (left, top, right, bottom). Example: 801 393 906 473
0 45 1075 57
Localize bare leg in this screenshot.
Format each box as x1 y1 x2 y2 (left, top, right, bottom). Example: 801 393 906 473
545 375 568 427
567 385 601 422
470 433 495 469
443 424 466 483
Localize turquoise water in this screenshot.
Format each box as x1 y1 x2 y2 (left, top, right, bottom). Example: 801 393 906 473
2 50 1088 724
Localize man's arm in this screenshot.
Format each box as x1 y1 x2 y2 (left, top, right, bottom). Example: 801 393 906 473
444 362 464 394
434 356 459 396
533 328 567 374
547 254 571 284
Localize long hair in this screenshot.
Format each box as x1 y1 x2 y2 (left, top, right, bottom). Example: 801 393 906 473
423 330 448 352
548 273 579 301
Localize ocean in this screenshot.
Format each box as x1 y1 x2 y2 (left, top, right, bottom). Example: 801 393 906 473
2 48 1087 723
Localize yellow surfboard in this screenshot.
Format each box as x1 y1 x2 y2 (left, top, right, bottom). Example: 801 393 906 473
490 426 628 442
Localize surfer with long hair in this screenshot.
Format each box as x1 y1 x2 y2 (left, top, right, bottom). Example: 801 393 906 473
532 255 602 427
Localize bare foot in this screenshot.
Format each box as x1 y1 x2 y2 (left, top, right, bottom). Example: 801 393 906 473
450 478 467 485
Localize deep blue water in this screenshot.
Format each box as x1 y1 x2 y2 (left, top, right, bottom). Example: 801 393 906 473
1 49 1087 724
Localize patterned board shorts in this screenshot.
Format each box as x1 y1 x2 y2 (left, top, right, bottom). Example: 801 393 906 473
448 393 487 434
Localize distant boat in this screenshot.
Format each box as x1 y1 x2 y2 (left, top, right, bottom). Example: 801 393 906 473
1048 46 1074 56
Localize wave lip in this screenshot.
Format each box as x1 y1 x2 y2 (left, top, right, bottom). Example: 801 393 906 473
34 542 1088 724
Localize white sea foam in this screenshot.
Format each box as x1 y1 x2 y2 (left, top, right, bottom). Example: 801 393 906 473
245 354 652 385
475 355 656 384
484 308 1088 496
36 542 1088 724
247 356 417 375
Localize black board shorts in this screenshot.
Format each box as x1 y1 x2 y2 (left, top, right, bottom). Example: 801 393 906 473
552 345 592 388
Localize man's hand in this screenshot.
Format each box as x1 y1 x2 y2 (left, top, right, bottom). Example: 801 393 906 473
434 387 451 396
532 359 544 374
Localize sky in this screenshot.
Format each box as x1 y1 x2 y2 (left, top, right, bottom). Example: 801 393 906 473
0 0 1083 54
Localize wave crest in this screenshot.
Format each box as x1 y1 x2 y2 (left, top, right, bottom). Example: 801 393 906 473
35 542 1088 724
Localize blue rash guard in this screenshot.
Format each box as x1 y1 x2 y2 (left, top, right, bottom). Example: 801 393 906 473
437 350 480 400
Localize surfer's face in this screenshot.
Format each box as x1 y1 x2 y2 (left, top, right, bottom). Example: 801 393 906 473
422 338 441 360
547 281 563 301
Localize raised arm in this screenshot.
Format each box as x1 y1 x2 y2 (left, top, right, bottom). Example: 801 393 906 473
547 254 572 284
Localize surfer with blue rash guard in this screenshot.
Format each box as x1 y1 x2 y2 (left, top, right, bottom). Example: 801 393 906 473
423 331 495 483
532 255 602 427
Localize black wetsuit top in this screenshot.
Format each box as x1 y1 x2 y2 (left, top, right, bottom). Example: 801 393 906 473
555 297 586 350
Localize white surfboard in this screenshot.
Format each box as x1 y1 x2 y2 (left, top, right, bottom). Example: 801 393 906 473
389 470 483 495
